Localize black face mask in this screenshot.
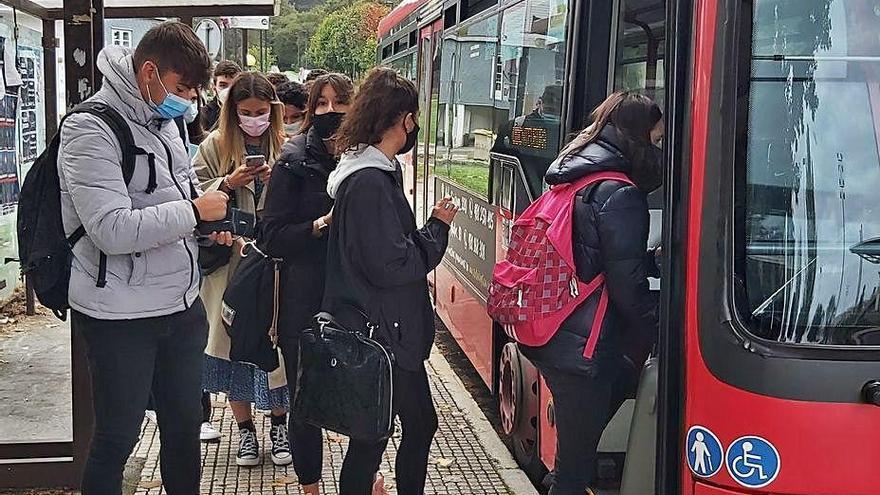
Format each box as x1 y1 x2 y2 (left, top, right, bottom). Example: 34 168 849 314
629 142 664 193
399 123 420 155
312 112 345 139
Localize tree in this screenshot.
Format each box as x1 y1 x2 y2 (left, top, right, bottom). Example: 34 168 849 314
306 2 390 78
268 3 327 70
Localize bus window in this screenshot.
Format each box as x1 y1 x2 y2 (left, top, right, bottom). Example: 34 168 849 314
611 0 666 108
388 53 418 81
435 15 499 198
737 0 880 347
491 0 569 198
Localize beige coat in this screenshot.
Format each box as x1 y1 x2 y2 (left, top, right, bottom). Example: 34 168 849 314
193 130 286 390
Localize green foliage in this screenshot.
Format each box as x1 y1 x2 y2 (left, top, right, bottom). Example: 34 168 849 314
268 3 328 70
305 2 389 77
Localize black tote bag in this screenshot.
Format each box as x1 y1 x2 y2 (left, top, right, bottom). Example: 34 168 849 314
221 242 281 373
294 311 394 442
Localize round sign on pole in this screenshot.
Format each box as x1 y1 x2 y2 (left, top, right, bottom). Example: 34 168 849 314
195 19 223 61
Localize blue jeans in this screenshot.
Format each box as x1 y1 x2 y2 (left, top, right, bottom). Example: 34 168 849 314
75 300 208 495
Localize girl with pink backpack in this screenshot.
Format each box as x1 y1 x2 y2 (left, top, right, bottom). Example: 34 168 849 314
489 92 664 495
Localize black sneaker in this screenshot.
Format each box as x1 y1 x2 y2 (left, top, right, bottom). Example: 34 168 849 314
269 423 293 466
236 428 260 467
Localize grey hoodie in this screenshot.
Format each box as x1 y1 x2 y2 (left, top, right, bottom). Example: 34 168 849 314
57 46 203 320
327 145 397 199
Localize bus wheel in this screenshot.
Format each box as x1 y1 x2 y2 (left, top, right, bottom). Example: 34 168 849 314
498 342 545 482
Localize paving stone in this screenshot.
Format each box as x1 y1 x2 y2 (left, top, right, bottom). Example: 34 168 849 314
132 357 519 494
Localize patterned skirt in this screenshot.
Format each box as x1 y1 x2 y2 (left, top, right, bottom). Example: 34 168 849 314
202 355 289 411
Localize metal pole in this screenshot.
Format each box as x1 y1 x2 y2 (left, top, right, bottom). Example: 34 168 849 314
26 19 59 317
64 0 103 485
42 20 58 136
241 28 248 68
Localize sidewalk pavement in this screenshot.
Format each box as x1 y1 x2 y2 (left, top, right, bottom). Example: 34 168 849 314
130 348 538 495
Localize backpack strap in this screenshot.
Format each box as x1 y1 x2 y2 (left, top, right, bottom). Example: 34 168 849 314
64 101 150 288
69 101 147 189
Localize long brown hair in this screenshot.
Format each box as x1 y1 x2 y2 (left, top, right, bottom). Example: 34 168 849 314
335 67 418 153
299 73 355 134
217 72 285 173
559 91 662 159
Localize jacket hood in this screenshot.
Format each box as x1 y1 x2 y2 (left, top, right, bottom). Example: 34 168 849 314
327 145 396 198
96 46 158 126
545 125 631 186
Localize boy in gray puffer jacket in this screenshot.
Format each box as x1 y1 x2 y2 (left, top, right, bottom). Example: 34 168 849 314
57 22 229 494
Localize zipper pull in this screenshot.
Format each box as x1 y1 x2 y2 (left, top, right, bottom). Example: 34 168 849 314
570 278 579 298
516 288 524 308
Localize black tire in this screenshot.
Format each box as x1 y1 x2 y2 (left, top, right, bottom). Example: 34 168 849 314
498 342 547 484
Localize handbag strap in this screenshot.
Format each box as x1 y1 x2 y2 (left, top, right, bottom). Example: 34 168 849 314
268 258 282 347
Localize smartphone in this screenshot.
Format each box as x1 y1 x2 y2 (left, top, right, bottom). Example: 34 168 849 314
245 154 266 168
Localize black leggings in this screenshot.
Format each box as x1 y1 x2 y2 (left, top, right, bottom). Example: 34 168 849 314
75 300 208 495
279 335 324 485
339 363 438 495
536 364 635 495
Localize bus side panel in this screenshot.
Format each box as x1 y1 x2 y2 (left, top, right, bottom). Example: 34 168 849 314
434 263 495 389
684 351 880 494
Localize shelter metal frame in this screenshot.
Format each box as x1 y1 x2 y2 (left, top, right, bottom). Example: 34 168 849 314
0 0 276 487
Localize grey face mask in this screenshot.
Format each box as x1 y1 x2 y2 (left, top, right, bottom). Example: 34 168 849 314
284 121 302 135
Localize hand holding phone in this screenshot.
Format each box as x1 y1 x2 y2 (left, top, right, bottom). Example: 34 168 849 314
245 155 266 169
245 154 271 182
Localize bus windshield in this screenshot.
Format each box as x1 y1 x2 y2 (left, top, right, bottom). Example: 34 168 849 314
738 0 880 347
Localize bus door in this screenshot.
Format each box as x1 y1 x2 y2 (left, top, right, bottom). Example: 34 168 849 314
489 0 575 480
598 1 668 492
520 0 668 487
416 20 444 226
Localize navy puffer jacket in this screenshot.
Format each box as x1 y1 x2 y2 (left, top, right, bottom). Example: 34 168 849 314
519 125 660 377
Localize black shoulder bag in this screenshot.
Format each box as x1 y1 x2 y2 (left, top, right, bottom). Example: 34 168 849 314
294 308 394 442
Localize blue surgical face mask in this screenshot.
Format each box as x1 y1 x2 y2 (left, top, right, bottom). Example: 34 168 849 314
147 65 192 120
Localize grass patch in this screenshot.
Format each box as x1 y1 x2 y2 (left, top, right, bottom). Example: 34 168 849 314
436 160 490 197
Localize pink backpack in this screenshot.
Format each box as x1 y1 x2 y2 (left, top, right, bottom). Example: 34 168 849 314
487 171 634 359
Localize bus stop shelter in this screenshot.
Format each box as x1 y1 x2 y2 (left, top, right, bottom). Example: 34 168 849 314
0 0 276 488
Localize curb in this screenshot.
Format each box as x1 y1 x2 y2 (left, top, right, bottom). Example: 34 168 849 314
428 347 539 495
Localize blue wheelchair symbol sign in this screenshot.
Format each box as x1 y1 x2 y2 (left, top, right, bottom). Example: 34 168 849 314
725 436 780 488
686 426 723 478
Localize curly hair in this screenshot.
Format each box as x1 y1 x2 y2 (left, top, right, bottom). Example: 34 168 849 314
334 67 418 153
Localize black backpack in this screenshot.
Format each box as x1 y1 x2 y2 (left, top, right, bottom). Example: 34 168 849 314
17 101 169 320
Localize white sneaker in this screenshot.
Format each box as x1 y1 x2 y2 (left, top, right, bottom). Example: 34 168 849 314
200 421 221 443
270 423 293 466
236 428 261 467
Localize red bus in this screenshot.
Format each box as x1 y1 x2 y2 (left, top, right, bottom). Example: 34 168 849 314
379 0 880 493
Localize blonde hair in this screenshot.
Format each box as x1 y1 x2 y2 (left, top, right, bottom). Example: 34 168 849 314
217 72 285 173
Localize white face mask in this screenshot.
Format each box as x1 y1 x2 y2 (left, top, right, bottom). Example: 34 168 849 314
218 87 230 106
184 102 199 124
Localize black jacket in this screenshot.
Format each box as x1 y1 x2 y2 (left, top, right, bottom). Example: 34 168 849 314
322 163 449 371
199 97 221 132
261 128 337 340
519 126 660 376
